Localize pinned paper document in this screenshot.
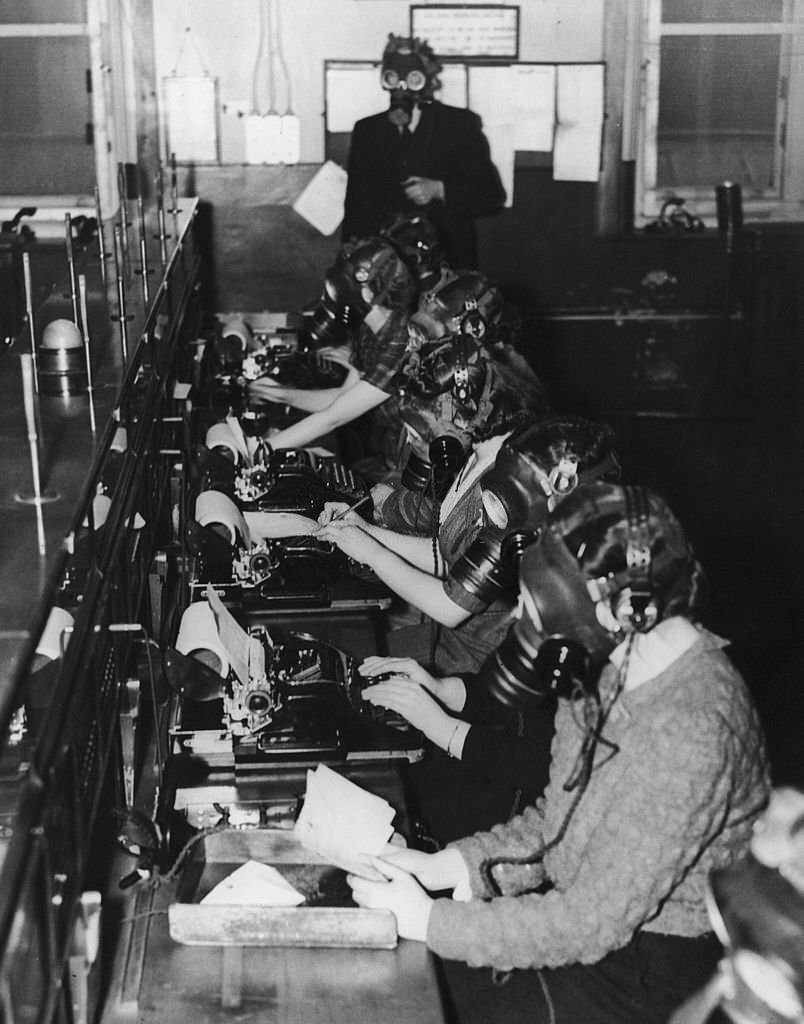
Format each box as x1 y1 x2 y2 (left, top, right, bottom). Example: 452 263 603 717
292 161 348 237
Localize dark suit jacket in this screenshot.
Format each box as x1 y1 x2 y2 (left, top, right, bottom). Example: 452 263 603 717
342 101 505 268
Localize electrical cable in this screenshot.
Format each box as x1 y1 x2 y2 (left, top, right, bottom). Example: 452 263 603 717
251 0 268 114
270 0 293 115
480 633 635 896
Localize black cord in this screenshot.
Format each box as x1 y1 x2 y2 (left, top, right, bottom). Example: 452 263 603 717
480 635 634 896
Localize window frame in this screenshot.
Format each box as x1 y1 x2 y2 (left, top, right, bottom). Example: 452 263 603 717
636 0 804 227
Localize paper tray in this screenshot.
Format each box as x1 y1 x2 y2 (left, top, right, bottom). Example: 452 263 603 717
167 827 397 949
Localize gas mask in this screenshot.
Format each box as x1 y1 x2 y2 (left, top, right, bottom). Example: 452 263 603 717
449 418 620 607
380 35 440 127
704 788 804 1023
482 526 617 709
400 431 466 500
306 237 417 350
478 482 697 710
379 212 446 289
398 270 501 403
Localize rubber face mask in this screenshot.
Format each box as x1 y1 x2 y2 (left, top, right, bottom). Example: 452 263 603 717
479 528 617 709
381 51 431 126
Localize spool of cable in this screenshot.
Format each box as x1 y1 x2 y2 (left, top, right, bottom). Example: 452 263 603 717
175 601 230 679
38 318 87 397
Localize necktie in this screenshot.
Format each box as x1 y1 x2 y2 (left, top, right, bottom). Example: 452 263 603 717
398 124 412 180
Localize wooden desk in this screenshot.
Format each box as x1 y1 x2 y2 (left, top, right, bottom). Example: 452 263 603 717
103 763 445 1024
106 878 445 1024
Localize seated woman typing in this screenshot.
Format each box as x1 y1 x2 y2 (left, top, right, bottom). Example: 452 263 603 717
316 417 618 676
249 231 423 477
252 263 548 501
346 481 771 1024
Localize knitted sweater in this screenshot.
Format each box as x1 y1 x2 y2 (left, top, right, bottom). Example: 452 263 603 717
426 630 770 970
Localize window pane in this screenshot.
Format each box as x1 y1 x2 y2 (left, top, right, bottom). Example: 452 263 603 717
0 0 85 23
657 35 780 191
661 0 783 23
0 36 94 194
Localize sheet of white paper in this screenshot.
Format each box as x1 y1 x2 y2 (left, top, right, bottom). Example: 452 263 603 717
553 64 604 182
468 65 556 206
163 76 218 162
292 160 348 236
206 585 251 687
326 66 386 133
438 64 468 108
243 511 318 539
224 413 252 465
326 63 468 135
201 860 305 907
294 765 395 881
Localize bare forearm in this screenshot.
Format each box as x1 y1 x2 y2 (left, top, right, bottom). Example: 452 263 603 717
266 380 387 449
275 386 344 412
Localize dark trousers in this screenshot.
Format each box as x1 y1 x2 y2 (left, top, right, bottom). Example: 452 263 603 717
437 931 724 1024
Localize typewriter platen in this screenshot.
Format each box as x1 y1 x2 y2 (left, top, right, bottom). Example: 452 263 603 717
167 625 423 768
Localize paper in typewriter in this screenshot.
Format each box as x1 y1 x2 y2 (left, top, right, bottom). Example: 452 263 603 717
205 583 268 686
243 510 319 539
294 764 396 881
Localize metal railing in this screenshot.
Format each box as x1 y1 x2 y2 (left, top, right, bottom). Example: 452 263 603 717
0 201 201 1024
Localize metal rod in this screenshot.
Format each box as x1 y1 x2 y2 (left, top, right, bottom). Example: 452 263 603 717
20 354 47 556
136 195 151 302
154 165 172 263
64 213 79 324
168 151 181 214
117 162 130 253
137 193 147 240
22 251 39 394
94 184 109 285
112 225 130 364
157 205 169 267
138 236 150 304
78 274 97 435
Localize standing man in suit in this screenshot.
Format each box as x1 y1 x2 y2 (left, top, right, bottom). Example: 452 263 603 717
342 34 505 269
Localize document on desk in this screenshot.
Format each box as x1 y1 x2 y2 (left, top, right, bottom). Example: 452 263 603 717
294 764 396 881
201 860 305 907
243 510 319 539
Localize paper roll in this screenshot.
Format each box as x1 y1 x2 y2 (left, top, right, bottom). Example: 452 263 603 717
175 601 230 679
224 413 252 464
205 422 242 463
36 606 75 661
219 315 252 354
195 489 250 547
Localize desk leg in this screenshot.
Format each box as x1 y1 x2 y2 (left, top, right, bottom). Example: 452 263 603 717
221 945 244 1008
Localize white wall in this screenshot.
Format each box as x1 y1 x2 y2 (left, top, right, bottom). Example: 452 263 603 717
151 0 604 164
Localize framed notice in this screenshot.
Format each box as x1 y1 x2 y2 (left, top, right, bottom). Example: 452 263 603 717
410 5 519 60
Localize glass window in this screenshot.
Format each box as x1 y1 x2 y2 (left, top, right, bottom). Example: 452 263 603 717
661 0 783 24
637 0 803 223
657 34 781 191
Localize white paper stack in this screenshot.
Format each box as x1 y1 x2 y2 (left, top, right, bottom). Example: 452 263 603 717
294 765 396 880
